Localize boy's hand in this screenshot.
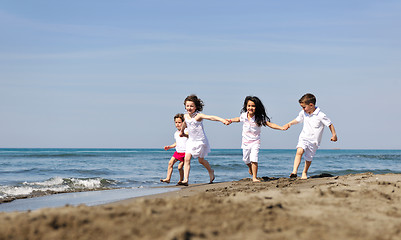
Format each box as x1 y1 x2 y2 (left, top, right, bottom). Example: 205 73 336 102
222 119 231 125
331 135 338 142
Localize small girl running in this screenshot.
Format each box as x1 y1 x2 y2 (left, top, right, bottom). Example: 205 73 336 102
179 94 230 186
228 96 287 182
161 113 188 184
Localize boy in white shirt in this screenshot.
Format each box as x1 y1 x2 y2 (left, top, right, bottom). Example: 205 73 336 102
285 93 338 179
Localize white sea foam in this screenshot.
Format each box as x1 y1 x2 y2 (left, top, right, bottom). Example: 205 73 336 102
0 177 109 200
70 178 103 189
1 186 35 196
0 185 70 198
23 177 64 186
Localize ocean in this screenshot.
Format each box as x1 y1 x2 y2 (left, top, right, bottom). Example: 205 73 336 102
0 148 400 211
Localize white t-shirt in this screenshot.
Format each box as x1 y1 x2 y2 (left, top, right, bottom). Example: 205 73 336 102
295 107 332 146
174 130 188 153
240 112 261 149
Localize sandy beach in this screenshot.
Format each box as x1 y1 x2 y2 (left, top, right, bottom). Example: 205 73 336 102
0 172 400 240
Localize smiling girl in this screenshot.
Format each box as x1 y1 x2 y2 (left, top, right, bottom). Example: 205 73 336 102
179 95 230 186
228 96 287 182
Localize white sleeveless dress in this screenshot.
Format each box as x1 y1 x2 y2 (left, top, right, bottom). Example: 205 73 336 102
185 114 211 158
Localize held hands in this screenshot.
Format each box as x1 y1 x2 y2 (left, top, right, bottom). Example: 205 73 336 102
223 119 232 125
282 124 290 130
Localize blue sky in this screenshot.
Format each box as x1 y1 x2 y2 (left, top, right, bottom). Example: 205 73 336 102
1 1 400 149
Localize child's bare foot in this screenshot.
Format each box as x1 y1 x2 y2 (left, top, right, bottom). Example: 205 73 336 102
209 170 215 183
160 179 170 183
301 173 308 179
252 178 261 183
177 181 188 186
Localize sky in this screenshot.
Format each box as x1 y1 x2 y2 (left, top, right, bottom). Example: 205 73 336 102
0 0 400 149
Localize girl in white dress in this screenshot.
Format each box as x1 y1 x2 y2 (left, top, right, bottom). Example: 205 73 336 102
179 95 230 186
227 96 287 182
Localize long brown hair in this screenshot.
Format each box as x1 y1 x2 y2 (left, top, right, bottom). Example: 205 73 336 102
184 95 204 112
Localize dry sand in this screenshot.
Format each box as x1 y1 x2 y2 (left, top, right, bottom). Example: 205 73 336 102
1 172 400 240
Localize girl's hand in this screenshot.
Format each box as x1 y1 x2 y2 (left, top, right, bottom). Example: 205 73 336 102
223 119 231 125
164 146 170 150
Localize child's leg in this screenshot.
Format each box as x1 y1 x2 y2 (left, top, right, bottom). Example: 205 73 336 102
198 157 215 183
248 146 260 182
291 147 304 177
251 162 260 182
300 143 317 179
301 160 312 179
161 157 178 183
182 153 192 185
243 148 252 175
177 161 184 183
246 163 253 176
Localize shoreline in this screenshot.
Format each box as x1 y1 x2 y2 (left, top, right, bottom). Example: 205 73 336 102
0 173 332 212
1 172 400 239
0 187 181 212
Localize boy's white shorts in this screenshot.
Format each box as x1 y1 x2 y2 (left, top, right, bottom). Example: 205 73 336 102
242 145 259 164
296 140 318 162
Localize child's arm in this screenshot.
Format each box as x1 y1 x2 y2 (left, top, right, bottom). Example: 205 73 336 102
179 120 187 137
197 113 230 125
164 142 177 150
329 124 338 142
284 119 299 129
226 117 240 125
266 121 287 130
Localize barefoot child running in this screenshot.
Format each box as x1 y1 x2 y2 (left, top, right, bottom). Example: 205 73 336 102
227 96 287 182
179 95 230 186
284 93 338 179
161 113 188 184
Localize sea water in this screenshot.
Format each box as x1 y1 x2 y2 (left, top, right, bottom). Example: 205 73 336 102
0 148 400 210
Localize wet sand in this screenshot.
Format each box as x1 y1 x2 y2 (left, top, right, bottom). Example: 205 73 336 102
0 172 400 240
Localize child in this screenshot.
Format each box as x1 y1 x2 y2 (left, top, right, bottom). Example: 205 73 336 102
179 94 230 186
227 96 287 182
161 113 188 184
285 93 338 179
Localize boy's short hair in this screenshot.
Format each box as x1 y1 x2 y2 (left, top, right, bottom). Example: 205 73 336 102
299 93 316 105
174 113 185 121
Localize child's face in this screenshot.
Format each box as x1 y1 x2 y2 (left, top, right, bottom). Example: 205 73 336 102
247 100 256 116
174 118 183 130
300 102 315 114
185 101 196 114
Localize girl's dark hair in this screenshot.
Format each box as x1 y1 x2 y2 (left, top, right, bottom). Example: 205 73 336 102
241 96 271 127
174 113 185 122
184 94 204 112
